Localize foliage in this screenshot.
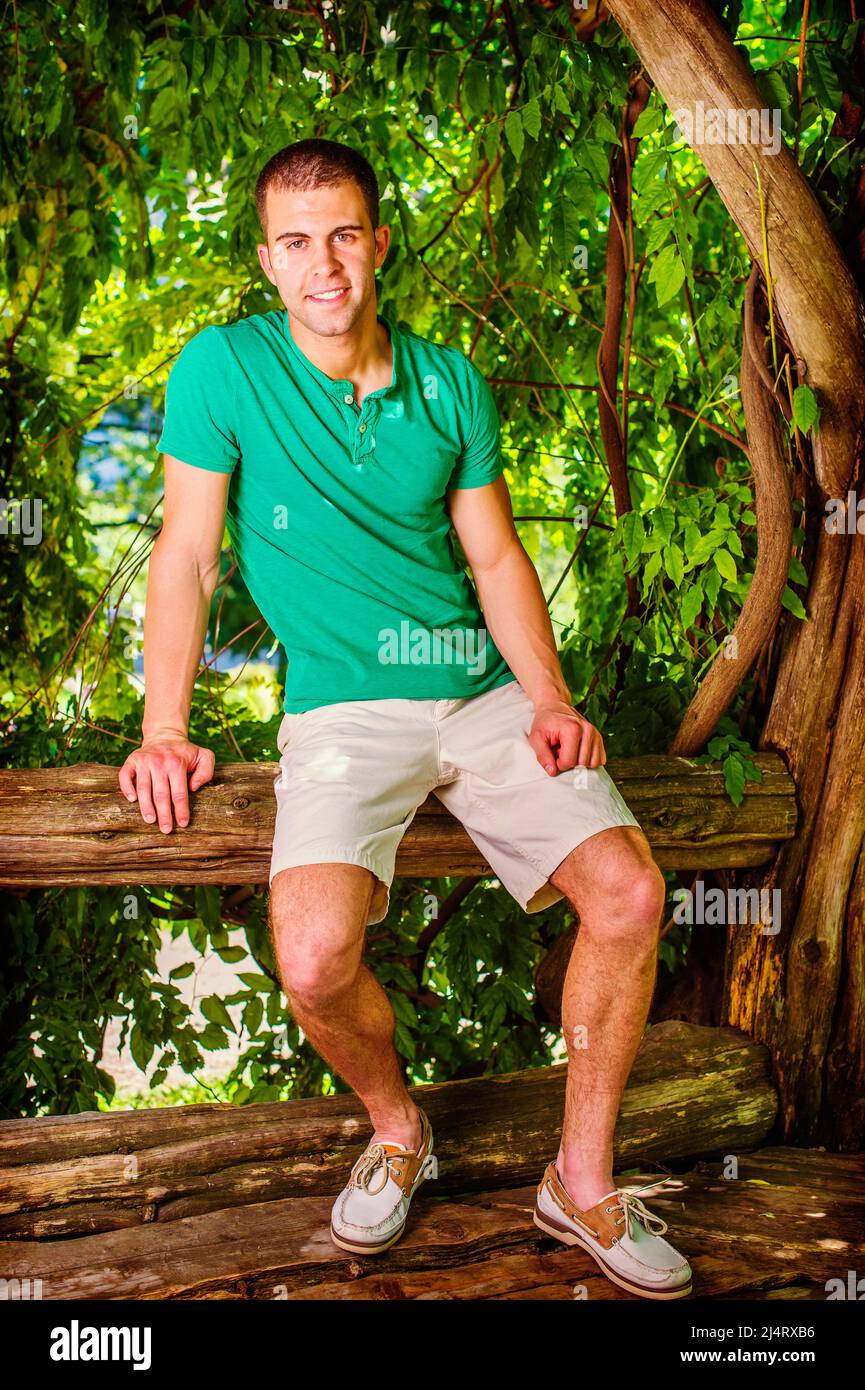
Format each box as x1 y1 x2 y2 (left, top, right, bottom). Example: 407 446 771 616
1 0 862 1115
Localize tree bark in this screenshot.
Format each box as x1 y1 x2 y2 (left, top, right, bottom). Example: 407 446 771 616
0 754 796 884
597 72 649 618
0 1021 775 1241
604 0 865 1146
604 0 865 496
670 268 793 754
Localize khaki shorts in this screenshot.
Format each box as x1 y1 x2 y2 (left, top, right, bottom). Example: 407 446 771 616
269 678 641 924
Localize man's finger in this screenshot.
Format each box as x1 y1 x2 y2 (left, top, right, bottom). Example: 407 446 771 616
189 749 215 792
118 760 138 802
150 768 175 834
578 726 602 769
135 767 157 825
166 762 191 829
528 728 557 775
586 731 604 769
554 721 581 772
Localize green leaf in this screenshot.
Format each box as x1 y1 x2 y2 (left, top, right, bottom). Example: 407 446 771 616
194 884 223 934
781 585 808 620
437 53 459 107
243 997 264 1035
594 111 620 143
652 505 675 545
238 971 275 992
703 567 722 608
648 243 686 306
723 754 747 807
522 95 542 139
581 140 610 185
663 543 685 588
788 554 808 586
169 961 195 980
632 106 662 137
550 198 581 264
201 995 236 1033
203 40 227 99
792 385 820 436
726 530 744 558
621 510 646 569
808 44 844 112
130 1024 154 1071
149 87 176 128
199 1023 230 1051
232 39 250 89
680 582 703 629
553 83 571 116
394 1022 416 1061
215 946 247 963
683 521 702 557
462 62 488 121
505 109 524 160
642 550 663 589
644 216 673 258
713 548 738 582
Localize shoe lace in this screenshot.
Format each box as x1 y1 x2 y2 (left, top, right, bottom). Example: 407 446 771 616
351 1143 399 1197
609 1166 674 1241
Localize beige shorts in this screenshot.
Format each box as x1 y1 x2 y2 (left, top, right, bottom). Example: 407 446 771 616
269 678 641 924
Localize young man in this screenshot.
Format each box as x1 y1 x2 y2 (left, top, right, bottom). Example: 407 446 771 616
119 139 692 1300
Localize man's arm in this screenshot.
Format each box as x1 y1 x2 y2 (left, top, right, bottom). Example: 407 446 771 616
447 476 606 774
118 457 230 830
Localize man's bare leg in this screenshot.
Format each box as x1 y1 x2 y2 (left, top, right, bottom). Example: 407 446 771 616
269 862 422 1149
547 826 666 1210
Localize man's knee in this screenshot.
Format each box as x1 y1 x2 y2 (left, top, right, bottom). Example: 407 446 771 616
554 833 666 938
625 860 666 932
268 866 369 1007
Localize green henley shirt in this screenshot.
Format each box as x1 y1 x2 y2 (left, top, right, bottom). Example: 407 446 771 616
156 308 516 712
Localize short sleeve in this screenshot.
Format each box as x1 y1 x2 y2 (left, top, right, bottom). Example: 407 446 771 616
156 327 240 473
448 357 504 490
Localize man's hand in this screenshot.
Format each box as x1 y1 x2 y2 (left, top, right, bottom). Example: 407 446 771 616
528 700 606 775
118 734 215 834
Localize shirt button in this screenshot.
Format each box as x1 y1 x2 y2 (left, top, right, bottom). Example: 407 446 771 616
343 393 354 405
358 423 366 433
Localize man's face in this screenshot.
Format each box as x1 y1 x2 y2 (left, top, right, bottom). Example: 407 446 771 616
257 179 390 337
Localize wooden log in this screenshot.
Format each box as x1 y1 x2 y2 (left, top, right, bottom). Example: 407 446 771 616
0 1021 776 1239
0 1144 858 1300
0 754 796 885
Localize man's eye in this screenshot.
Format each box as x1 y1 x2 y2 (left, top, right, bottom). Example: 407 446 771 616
289 240 305 249
335 233 353 242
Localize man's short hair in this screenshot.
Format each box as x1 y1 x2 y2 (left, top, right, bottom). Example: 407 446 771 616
255 138 380 235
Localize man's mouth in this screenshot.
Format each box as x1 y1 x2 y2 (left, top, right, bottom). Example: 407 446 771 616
307 286 350 303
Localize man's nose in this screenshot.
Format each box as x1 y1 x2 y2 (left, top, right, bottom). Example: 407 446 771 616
310 244 344 276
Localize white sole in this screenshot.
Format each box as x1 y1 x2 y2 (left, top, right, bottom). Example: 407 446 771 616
533 1209 692 1300
329 1222 407 1255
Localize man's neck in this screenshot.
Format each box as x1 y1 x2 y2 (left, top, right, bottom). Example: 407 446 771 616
288 303 392 403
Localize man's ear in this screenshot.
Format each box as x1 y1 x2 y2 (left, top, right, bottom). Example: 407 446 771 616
374 223 391 271
257 242 277 286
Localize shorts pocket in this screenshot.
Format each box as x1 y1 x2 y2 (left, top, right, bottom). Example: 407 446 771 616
277 712 306 755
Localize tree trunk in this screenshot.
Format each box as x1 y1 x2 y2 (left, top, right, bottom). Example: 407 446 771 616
0 754 796 884
0 1021 776 1241
603 0 865 1146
